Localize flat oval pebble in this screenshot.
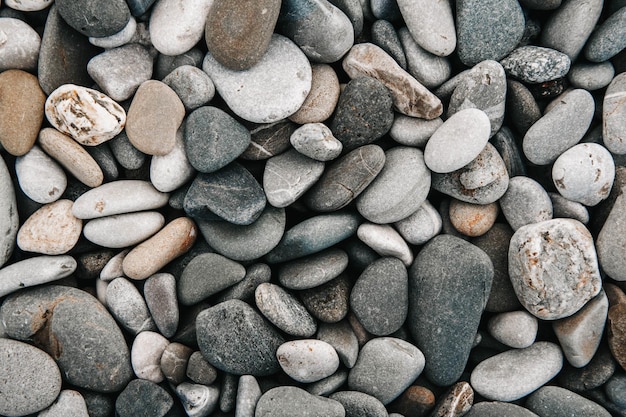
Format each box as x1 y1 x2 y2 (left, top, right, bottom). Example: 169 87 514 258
289 64 341 124
0 339 61 417
424 109 491 173
106 277 156 334
149 128 195 193
196 299 285 376
602 73 626 155
45 84 126 146
568 61 615 90
330 391 388 417
278 248 348 290
507 80 542 135
488 310 538 349
149 0 213 56
83 211 165 248
500 46 571 83
499 176 553 231
144 273 179 338
396 0 456 56
394 200 442 245
256 283 317 337
178 253 246 305
585 6 626 62
508 218 602 320
162 65 215 111
0 18 41 72
389 115 443 147
0 255 76 299
15 145 66 204
526 386 611 417
357 223 413 266
398 27 452 89
130 331 169 383
290 123 343 161
470 341 563 401
55 0 130 37
203 34 312 123
277 339 339 383
255 386 345 417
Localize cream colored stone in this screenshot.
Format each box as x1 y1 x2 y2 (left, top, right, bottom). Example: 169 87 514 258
289 64 341 124
357 223 414 266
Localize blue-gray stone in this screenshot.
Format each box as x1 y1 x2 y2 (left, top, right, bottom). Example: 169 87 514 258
371 20 406 69
178 253 246 306
56 0 130 37
526 386 611 417
465 402 540 417
329 391 388 417
255 386 345 417
585 6 626 62
115 379 175 417
329 0 364 36
500 46 571 83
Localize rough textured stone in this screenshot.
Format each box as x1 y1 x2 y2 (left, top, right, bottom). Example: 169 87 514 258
526 386 611 417
597 190 626 281
56 0 130 37
255 386 345 417
429 382 474 417
300 274 351 323
585 6 626 62
160 342 193 385
115 379 174 417
500 46 571 83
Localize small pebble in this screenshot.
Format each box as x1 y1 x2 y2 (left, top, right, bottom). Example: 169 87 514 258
115 379 174 417
186 351 218 385
394 200 442 245
300 274 351 323
255 282 317 337
144 273 179 338
290 123 343 161
175 383 220 417
5 0 53 11
499 176 553 231
88 16 137 48
278 248 349 290
255 386 345 417
38 390 90 417
549 192 590 224
178 253 246 306
83 211 165 249
289 64 341 124
398 27 451 89
584 5 626 62
307 369 350 397
131 331 169 383
568 61 615 90
500 46 571 83
389 115 443 147
15 145 67 204
429 382 474 417
357 223 413 267
55 0 130 38
236 375 262 417
0 18 41 72
276 339 339 383
150 128 196 193
106 277 156 335
0 255 76 299
602 73 626 155
487 310 538 349
371 20 407 69
448 200 499 237
465 402 541 417
149 0 213 56
605 372 626 407
317 320 359 368
330 391 388 417
160 342 193 385
162 65 215 111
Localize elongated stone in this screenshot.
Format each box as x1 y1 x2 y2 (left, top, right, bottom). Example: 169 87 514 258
144 273 179 338
603 73 626 155
256 283 318 337
0 155 18 268
255 386 345 417
396 0 456 56
15 145 66 204
83 211 165 248
277 339 339 383
278 248 349 290
106 277 156 335
0 255 76 299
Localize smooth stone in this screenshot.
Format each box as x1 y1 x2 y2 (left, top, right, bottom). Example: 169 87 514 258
492 127 527 178
558 345 616 392
500 46 571 83
317 320 359 368
305 144 385 211
197 207 285 262
429 382 474 417
84 143 118 182
553 291 609 368
162 65 215 111
126 80 185 156
38 390 89 417
569 61 616 90
185 106 251 173
0 255 76 299
174 383 219 417
5 0 53 11
357 146 430 223
256 283 317 337
350 257 408 336
425 109 491 173
178 253 246 305
471 342 563 401
465 402 540 417
44 84 126 147
289 64 341 124
214 263 272 304
499 176 553 231
348 337 425 404
447 60 507 137
389 115 442 147
38 5 101 95
396 0 455 56
87 44 153 102
122 217 197 280
17 199 81 255
0 339 62 417
115 379 174 417
434 69 471 101
456 0 525 66
277 339 339 382
449 200 498 237
507 80 542 136
0 285 133 392
598 190 626 281
196 299 285 376
607 286 626 370
222 374 238 413
38 128 104 188
488 310 538 349
330 391 387 417
409 234 493 386
131 331 169 382
603 73 626 155
241 120 297 161
370 0 402 22
291 123 343 161
144 273 179 338
106 277 156 334
150 127 195 193
16 145 66 204
357 223 413 266
154 47 204 79
255 386 345 417
186 351 218 385
549 192 590 224
387 385 436 417
300 274 351 323
394 200 442 245
585 6 626 62
606 373 626 407
526 386 611 417
519 0 562 8
399 27 451 89
508 219 602 320
371 19 407 69
330 0 364 36
0 70 45 156
72 180 169 219
308 369 350 397
99 249 128 281
183 163 266 225
203 34 312 124
83 211 164 248
0 17 40 72
278 0 354 63
160 342 193 385
236 375 262 417
126 0 156 15
149 0 212 56
278 248 348 290
342 43 443 119
110 132 146 171
88 16 136 48
56 0 129 37
266 212 360 263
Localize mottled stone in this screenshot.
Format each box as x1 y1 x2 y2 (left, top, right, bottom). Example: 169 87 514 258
150 128 195 193
449 200 498 237
396 0 456 56
144 273 179 338
597 191 626 281
214 263 272 304
585 6 626 62
5 0 53 11
558 345 616 391
500 46 571 83
256 283 317 337
160 342 193 385
88 16 136 48
39 389 90 417
236 375 262 417
300 274 351 323
291 123 343 161
186 351 218 385
115 379 174 417
55 0 129 37
289 64 341 124
255 386 345 417
429 382 474 417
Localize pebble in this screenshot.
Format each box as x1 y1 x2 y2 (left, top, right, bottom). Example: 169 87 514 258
150 127 195 193
598 191 626 281
342 43 443 119
55 0 129 37
508 219 602 320
500 46 571 83
88 16 136 48
330 391 388 417
526 386 611 417
487 310 538 349
85 143 118 182
585 6 626 62
602 73 626 155
277 0 354 63
39 390 89 417
471 342 563 401
0 17 40 72
255 386 345 417
389 115 442 147
429 382 474 417
348 337 425 404
186 351 218 385
99 250 128 281
522 89 595 165
493 127 527 178
317 320 359 368
278 248 348 290
203 34 312 124
115 379 174 417
0 338 62 417
558 345 616 392
549 192 590 224
255 283 317 337
276 339 339 383
175 383 219 417
605 373 626 407
0 255 76 299
15 145 66 204
357 146 431 223
449 200 499 237
331 0 364 37
290 123 343 161
350 257 408 336
568 61 616 90
178 253 246 305
83 211 165 248
106 277 156 334
38 128 104 188
507 83 541 138
5 0 53 11
160 342 192 385
370 0 401 22
396 0 456 56
125 80 185 156
162 65 215 111
131 331 169 382
465 402 540 417
0 70 46 156
17 199 82 255
357 223 413 266
236 375 262 417
45 84 126 147
214 263 272 304
499 176 553 231
394 200 442 245
148 0 212 56
371 20 407 69
110 132 146 171
307 369 350 396
143 273 179 337
300 274 351 323
289 64 341 124
398 27 451 89
387 385 435 417
409 234 493 386
87 44 153 102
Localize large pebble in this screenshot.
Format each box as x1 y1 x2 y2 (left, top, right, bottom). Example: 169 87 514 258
0 155 18 268
499 176 553 230
203 34 312 123
585 6 626 62
106 278 156 334
277 339 339 382
15 145 66 204
256 283 317 337
255 386 345 417
149 0 213 56
0 255 76 299
131 331 169 383
471 341 563 401
39 389 90 417
178 253 246 305
278 248 348 290
568 61 616 90
55 0 130 37
115 379 174 417
396 0 455 56
526 386 611 417
597 191 626 281
508 219 602 320
602 73 626 155
500 46 571 83
0 17 41 72
83 211 165 248
289 64 341 124
149 127 195 193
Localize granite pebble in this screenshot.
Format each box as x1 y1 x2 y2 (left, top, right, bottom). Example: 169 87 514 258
526 386 611 417
585 6 626 62
500 46 571 83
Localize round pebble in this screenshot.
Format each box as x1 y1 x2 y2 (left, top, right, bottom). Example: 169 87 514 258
398 27 451 89
526 386 611 417
488 310 538 349
255 386 345 417
130 331 169 383
568 61 615 90
276 339 339 383
149 128 195 193
357 223 413 267
449 200 499 237
83 211 165 249
162 65 215 111
0 18 41 72
106 277 156 335
499 176 553 231
290 123 343 161
394 200 442 245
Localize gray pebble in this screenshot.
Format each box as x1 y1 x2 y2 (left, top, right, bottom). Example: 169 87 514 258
155 47 204 80
606 373 626 408
160 342 193 385
568 61 615 90
465 402 540 417
330 0 364 37
15 145 67 204
115 379 174 417
255 386 345 417
500 46 571 83
317 320 359 368
357 223 414 266
330 391 388 417
0 17 41 72
549 192 590 224
56 0 130 38
371 19 407 69
214 263 272 304
88 16 136 48
85 143 119 182
241 120 296 161
597 190 626 281
162 65 215 111
371 0 402 22
396 0 455 56
255 282 317 337
492 127 527 178
500 176 553 230
389 114 442 148
0 255 76 299
219 371 237 413
186 351 218 385
398 27 451 89
109 132 147 171
307 369 350 396
300 274 351 323
236 375 262 417
602 73 626 155
526 386 611 417
39 390 90 417
130 330 169 383
488 310 538 349
277 339 339 383
506 80 542 136
144 273 179 338
175 383 220 417
106 277 156 334
394 200 442 245
587 4 626 61
290 123 343 161
178 253 246 306
150 128 196 193
83 211 165 249
278 248 349 290
0 155 18 268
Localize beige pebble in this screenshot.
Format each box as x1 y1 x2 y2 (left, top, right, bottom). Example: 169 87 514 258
37 128 104 188
0 70 46 156
123 217 197 280
449 200 499 237
289 64 341 124
357 223 414 266
17 199 82 255
126 80 185 156
45 84 126 146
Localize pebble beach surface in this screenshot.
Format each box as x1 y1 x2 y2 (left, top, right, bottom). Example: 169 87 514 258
1 0 626 416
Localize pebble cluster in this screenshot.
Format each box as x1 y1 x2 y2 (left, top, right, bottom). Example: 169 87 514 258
1 0 626 416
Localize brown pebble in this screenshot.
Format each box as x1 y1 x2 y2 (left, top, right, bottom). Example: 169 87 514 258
160 342 194 386
430 381 474 417
388 385 436 417
607 285 626 371
449 200 499 237
289 64 341 124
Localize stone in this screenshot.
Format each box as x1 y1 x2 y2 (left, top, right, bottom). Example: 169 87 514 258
342 43 443 119
568 61 616 90
371 19 407 69
84 143 119 182
214 263 272 304
488 310 538 349
349 337 425 404
300 274 351 323
106 277 156 334
5 0 53 11
55 0 129 37
317 320 359 368
126 80 185 156
500 46 571 83
0 255 76 299
602 73 626 155
149 128 195 193
88 16 136 48
492 128 527 179
429 382 474 417
83 211 165 248
144 273 179 338
465 402 540 417
39 390 89 417
242 121 296 161
507 80 542 135
396 0 455 56
17 199 81 255
162 65 215 111
178 253 246 305
330 391 388 417
263 150 325 208
131 331 169 382
186 351 218 385
499 176 553 231
148 0 212 55
598 191 626 281
0 338 62 417
174 383 219 417
307 369 350 396
558 346 616 392
330 0 364 36
255 386 345 417
115 379 174 417
0 17 40 72
398 27 451 89
526 386 611 417
549 192 590 224
387 385 435 417
357 223 413 266
394 200 442 245
236 375 262 417
203 34 312 123
278 248 348 290
585 6 626 62
255 282 317 337
277 339 339 383
15 145 66 204
409 234 493 386
196 300 285 375
0 70 45 156
389 115 442 147
290 123 343 162
449 200 499 237
289 64 341 124
606 373 626 407
160 342 193 385
99 249 128 281
278 0 354 63
305 144 385 211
